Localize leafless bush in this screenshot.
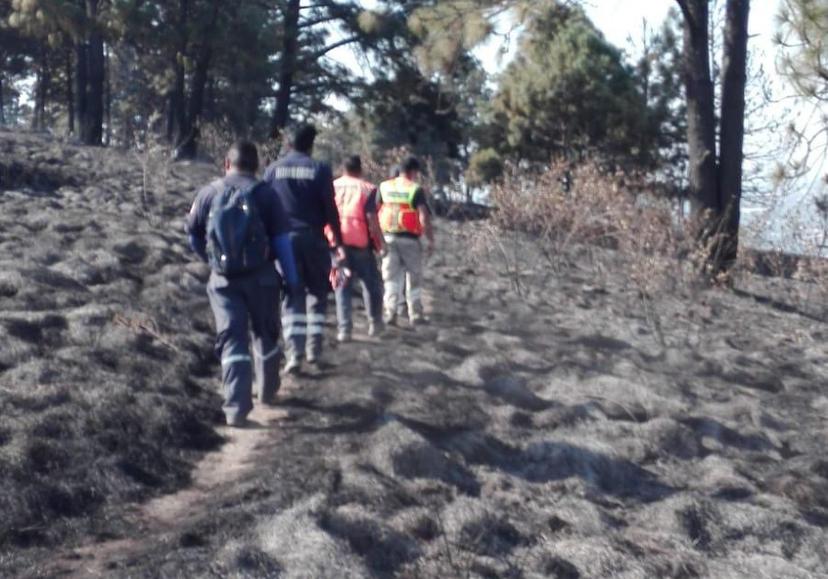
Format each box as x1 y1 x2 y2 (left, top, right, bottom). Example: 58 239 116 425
733 200 828 320
472 161 705 344
474 159 828 342
132 113 172 224
489 162 634 264
200 117 240 170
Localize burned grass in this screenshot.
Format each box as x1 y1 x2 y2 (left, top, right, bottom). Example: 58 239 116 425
2 132 828 578
0 131 222 573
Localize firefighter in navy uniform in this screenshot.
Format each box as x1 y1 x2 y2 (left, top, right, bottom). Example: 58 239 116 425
264 124 345 373
187 141 299 427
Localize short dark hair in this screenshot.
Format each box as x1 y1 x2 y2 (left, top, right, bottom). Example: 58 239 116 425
344 155 362 175
227 140 259 173
401 156 421 174
291 124 317 153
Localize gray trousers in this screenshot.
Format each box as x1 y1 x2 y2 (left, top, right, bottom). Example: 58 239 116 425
283 229 331 360
382 235 424 319
207 267 282 421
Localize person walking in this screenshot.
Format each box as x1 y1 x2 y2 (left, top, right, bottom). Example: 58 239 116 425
186 141 299 427
378 156 434 326
264 124 345 373
329 155 385 342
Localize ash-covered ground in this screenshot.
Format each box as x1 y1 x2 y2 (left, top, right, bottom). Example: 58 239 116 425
2 132 827 578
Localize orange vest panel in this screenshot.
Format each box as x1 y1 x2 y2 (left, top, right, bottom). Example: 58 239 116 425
331 175 375 248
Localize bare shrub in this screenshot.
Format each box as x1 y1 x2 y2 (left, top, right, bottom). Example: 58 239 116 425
199 117 240 170
732 200 828 320
132 113 172 224
473 161 701 344
474 159 828 343
489 162 638 267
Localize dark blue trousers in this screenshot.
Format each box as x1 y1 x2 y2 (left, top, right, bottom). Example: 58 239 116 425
282 229 331 360
207 266 282 421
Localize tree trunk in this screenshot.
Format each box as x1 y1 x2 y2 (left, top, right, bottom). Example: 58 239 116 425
0 75 5 125
75 0 105 145
168 0 189 144
75 42 88 137
176 4 219 159
66 50 74 136
678 0 718 216
176 44 213 158
32 51 48 131
205 76 216 121
272 0 300 135
83 24 105 145
104 43 111 145
717 0 750 267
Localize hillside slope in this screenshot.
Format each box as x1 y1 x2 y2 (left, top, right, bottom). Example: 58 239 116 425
0 131 224 570
1 132 827 578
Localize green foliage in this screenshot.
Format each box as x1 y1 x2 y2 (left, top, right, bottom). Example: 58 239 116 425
408 1 492 75
634 8 687 182
0 0 687 184
777 0 828 101
492 5 651 167
466 147 503 185
352 61 465 183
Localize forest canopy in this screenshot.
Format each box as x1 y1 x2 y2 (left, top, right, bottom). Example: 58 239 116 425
1 0 826 261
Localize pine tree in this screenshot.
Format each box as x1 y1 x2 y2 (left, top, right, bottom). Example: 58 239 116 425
491 5 651 167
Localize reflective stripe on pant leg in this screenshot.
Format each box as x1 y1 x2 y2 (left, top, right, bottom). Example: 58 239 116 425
208 281 254 419
306 279 327 356
282 313 307 339
260 346 282 362
222 354 253 366
307 313 326 336
246 271 282 403
253 344 281 401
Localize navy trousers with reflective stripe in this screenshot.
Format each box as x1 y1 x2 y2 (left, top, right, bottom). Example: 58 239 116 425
283 229 331 360
208 267 281 420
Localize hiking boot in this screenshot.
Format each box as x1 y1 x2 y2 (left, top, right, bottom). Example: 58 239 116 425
260 393 278 407
225 414 247 428
284 356 302 375
410 315 428 326
337 329 352 343
368 321 385 337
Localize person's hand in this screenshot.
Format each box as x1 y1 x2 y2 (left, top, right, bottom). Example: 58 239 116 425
334 245 347 264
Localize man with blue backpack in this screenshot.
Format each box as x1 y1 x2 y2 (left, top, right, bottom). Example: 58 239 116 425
187 141 300 427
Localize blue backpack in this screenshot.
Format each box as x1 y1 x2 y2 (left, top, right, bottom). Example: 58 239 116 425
206 182 270 277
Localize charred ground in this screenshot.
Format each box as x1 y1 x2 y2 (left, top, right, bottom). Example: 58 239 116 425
0 131 224 566
1 132 827 578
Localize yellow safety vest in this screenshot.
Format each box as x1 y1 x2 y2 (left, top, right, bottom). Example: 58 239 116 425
378 177 423 236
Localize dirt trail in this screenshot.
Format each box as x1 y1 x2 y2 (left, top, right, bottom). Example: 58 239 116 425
45 404 290 578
